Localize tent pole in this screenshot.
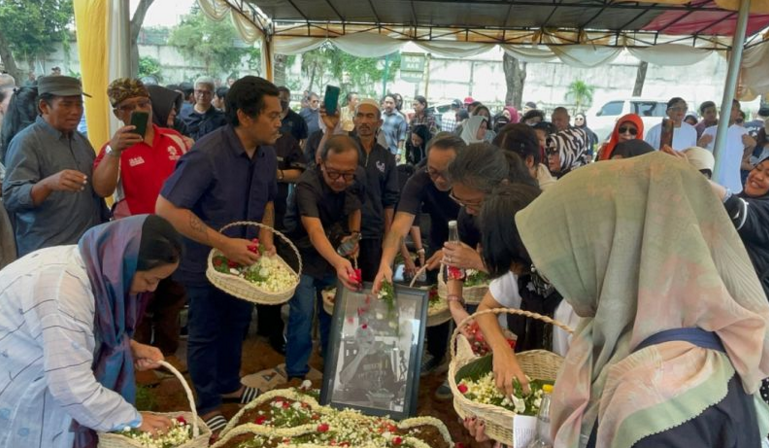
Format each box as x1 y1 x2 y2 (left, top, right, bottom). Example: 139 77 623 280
712 0 751 181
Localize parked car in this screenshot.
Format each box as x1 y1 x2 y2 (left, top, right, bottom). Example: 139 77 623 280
586 97 673 142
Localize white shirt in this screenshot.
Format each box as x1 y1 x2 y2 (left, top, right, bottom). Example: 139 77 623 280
703 124 749 193
0 246 140 448
644 121 698 151
488 271 576 357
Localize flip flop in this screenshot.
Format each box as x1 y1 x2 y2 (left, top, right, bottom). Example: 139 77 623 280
222 385 260 404
203 414 228 434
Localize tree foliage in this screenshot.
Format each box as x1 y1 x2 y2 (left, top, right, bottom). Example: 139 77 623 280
0 0 73 81
138 56 162 81
566 79 596 113
168 6 260 77
298 43 399 98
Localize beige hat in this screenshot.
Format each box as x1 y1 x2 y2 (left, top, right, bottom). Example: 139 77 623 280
355 98 381 114
682 146 715 173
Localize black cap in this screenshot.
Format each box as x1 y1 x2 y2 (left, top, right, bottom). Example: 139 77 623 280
38 75 91 97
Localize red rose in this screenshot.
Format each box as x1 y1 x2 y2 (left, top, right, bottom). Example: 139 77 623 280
282 401 290 409
227 260 239 269
507 339 516 350
254 415 267 425
393 436 403 446
361 323 368 330
457 383 468 394
456 443 466 448
317 423 330 433
175 416 187 425
247 244 258 253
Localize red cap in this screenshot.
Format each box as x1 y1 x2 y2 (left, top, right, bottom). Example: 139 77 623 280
463 96 475 104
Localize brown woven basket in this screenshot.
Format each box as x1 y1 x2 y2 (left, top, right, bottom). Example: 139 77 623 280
98 361 211 448
409 267 451 327
449 308 574 446
438 264 488 305
206 221 302 305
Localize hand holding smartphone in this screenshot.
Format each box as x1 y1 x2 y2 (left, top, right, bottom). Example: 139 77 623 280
324 85 341 116
130 111 149 138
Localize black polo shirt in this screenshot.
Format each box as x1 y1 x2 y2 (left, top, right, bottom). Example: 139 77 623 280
396 166 460 251
281 108 309 142
274 134 306 231
283 166 365 279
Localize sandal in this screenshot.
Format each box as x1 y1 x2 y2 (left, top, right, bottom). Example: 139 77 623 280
203 414 228 434
222 385 260 404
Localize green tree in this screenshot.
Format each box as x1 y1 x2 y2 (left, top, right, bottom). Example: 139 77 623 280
168 6 259 77
0 0 74 83
138 56 162 81
566 79 596 113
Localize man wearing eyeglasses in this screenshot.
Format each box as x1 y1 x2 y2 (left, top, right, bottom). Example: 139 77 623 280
178 76 227 141
300 92 321 137
644 97 697 151
283 134 365 381
3 75 108 257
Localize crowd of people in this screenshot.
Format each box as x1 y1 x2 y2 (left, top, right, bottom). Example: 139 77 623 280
0 69 767 448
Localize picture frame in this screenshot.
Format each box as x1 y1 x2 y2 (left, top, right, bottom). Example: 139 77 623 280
320 282 429 420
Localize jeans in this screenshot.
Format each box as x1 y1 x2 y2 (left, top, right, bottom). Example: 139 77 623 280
185 282 253 415
285 273 336 378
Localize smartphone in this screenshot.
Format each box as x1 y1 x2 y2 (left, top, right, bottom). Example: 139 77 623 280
324 85 341 116
660 118 673 149
130 111 149 137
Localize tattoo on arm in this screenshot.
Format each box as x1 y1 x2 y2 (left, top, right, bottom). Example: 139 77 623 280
188 211 210 245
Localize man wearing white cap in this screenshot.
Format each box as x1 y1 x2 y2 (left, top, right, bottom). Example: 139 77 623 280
3 76 107 256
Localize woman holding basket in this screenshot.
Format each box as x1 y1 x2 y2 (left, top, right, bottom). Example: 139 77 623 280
0 214 184 448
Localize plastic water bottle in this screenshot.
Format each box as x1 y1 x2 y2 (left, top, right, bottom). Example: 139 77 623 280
527 384 554 448
446 220 465 280
336 232 361 257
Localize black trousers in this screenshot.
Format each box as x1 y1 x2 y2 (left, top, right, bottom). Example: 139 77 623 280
358 237 382 282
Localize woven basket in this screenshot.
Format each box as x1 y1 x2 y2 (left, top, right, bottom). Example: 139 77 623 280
449 308 574 446
206 221 302 305
321 288 336 315
437 264 488 305
98 361 211 448
409 268 451 327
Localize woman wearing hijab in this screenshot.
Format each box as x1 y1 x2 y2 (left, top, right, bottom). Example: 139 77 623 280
471 106 497 142
545 127 589 178
516 152 769 447
146 84 190 138
574 113 599 156
598 113 644 160
610 139 655 159
405 124 432 165
460 115 489 145
0 215 184 448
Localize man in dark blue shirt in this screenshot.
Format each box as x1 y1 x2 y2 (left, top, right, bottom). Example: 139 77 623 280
278 86 308 144
178 76 227 141
156 76 281 433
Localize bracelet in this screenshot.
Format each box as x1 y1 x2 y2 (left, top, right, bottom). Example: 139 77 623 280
416 248 425 254
446 294 465 305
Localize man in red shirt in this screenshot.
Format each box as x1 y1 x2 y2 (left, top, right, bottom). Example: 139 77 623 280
93 78 191 376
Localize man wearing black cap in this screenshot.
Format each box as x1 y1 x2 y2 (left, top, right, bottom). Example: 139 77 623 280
2 76 107 256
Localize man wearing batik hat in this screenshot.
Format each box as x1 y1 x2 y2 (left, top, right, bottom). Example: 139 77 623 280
3 75 108 256
92 78 191 372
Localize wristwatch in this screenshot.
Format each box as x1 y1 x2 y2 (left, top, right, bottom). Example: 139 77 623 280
416 248 426 255
105 145 120 158
446 294 465 305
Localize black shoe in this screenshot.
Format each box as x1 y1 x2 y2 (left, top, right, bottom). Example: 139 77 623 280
270 335 286 355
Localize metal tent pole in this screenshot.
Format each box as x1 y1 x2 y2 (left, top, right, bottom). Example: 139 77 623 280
712 0 751 181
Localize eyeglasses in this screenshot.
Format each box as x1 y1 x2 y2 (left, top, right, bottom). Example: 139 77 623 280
324 167 356 182
116 99 151 113
424 166 448 181
449 191 483 208
618 126 638 136
195 89 212 97
667 105 687 112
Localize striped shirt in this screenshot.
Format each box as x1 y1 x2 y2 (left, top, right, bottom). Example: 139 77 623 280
0 246 140 448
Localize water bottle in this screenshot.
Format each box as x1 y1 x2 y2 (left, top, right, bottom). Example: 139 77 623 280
336 232 361 257
527 384 554 448
446 220 465 280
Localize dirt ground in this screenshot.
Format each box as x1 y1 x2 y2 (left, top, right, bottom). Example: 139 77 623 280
144 337 489 447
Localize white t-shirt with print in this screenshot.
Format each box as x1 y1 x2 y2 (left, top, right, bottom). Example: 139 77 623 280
489 271 577 357
702 124 749 193
644 122 698 151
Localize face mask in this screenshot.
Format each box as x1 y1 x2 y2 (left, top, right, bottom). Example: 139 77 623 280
280 100 289 111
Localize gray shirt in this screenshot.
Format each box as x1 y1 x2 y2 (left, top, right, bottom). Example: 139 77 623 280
2 116 105 256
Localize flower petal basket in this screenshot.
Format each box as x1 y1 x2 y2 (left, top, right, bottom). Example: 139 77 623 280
449 308 574 446
98 360 211 448
206 221 302 305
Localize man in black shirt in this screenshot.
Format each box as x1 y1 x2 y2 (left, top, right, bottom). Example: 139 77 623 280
278 86 309 144
283 134 364 380
178 76 227 140
256 133 306 354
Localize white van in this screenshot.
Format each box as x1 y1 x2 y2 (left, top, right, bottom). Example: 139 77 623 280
586 98 673 142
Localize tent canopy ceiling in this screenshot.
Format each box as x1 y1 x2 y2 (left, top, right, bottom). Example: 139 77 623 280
245 0 769 42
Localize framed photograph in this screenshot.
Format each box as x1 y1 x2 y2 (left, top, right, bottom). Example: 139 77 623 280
320 282 428 420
